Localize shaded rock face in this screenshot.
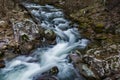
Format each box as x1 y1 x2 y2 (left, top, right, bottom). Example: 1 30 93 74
0 51 5 68
105 0 120 9
0 59 5 68
39 0 96 13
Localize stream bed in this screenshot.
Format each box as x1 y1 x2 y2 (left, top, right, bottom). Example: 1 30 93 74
0 2 88 80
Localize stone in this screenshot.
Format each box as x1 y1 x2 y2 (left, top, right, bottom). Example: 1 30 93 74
0 21 8 28
69 53 81 64
39 0 96 14
0 59 5 68
81 64 96 78
44 29 56 41
49 66 59 75
94 34 107 40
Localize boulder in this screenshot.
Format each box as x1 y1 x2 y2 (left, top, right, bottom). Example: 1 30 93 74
70 53 99 80
83 44 120 79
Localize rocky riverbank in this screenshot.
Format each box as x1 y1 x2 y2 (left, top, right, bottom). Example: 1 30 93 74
0 0 120 80
0 1 56 68
69 1 120 80
38 0 120 79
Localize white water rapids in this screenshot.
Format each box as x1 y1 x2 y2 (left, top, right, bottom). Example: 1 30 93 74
0 2 88 80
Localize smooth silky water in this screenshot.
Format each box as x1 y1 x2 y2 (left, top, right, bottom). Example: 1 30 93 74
0 2 88 80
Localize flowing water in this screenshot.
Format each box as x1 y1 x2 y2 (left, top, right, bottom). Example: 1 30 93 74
0 2 88 80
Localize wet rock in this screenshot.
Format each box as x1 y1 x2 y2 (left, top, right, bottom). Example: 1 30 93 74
94 33 107 40
4 49 19 60
11 19 40 42
0 59 5 68
10 18 43 54
0 51 4 58
49 66 59 75
81 64 97 79
36 66 59 80
70 53 99 80
20 40 41 54
44 29 56 41
69 53 82 64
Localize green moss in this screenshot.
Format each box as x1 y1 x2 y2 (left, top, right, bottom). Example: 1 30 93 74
21 34 29 42
79 23 89 29
95 22 105 28
93 22 105 33
49 67 59 75
95 34 107 40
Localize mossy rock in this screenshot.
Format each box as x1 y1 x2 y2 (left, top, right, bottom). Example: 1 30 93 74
95 22 105 28
93 22 105 33
94 34 107 40
49 66 59 75
44 29 56 41
21 34 29 42
79 23 90 29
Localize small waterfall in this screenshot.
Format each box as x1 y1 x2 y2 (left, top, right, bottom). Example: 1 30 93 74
0 2 88 80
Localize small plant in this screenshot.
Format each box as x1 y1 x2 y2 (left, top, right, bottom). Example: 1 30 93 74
21 34 29 42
